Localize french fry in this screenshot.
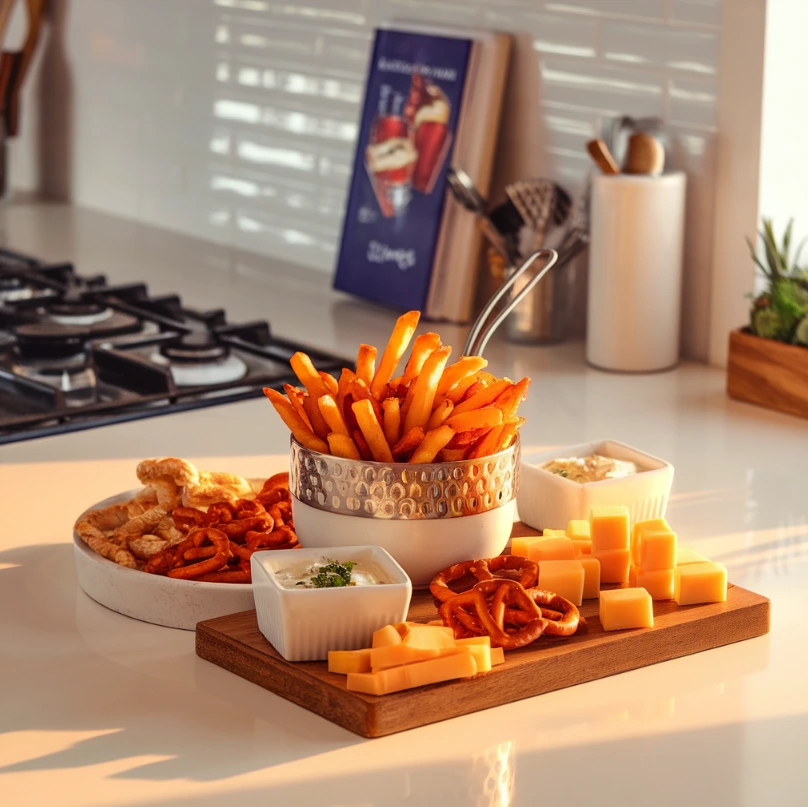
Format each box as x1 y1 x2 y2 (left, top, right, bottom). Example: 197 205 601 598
302 394 332 441
467 424 505 459
445 373 481 404
336 368 355 415
370 311 420 398
291 352 330 399
410 425 455 464
461 381 485 401
381 397 401 447
402 332 441 385
356 344 377 387
262 388 329 453
352 399 394 463
477 371 498 387
446 427 492 449
437 447 469 462
319 372 339 396
350 376 384 422
283 383 311 429
352 429 373 461
426 398 454 430
342 393 359 432
445 407 503 433
318 394 351 437
392 426 425 461
401 345 452 434
451 378 512 417
437 356 488 395
327 432 361 460
494 377 530 420
499 417 525 450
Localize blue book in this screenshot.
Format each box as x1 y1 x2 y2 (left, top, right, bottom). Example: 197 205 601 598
334 27 503 320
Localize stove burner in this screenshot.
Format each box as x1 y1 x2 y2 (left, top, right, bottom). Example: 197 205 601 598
0 275 53 303
47 297 112 326
11 351 97 406
159 332 229 363
153 333 247 386
14 323 90 360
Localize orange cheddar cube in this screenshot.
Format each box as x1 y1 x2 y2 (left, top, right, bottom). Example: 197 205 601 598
459 643 492 673
528 537 578 562
600 587 654 631
673 563 727 605
677 547 710 566
566 520 591 540
403 624 455 649
590 505 630 552
490 647 505 666
634 518 677 571
580 556 601 599
347 648 477 695
372 624 403 648
538 560 584 606
328 648 371 675
629 565 674 600
455 636 491 647
511 536 543 558
543 528 567 537
572 539 592 555
593 547 631 583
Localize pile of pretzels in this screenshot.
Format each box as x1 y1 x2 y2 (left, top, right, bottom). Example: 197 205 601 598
430 557 584 649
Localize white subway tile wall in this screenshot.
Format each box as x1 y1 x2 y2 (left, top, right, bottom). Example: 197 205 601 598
13 0 721 359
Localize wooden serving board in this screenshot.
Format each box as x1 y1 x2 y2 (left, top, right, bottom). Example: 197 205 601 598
196 523 770 738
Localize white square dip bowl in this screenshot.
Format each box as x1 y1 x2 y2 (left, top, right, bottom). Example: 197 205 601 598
517 439 674 531
251 545 412 662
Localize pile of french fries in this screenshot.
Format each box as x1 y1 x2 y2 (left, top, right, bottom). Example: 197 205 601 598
263 311 529 464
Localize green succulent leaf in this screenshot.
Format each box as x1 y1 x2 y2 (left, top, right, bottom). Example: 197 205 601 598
794 316 808 346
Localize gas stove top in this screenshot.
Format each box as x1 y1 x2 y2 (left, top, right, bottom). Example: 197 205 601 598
0 247 349 444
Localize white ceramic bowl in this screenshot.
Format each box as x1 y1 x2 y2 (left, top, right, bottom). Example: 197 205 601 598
288 438 520 587
517 439 674 531
73 490 256 630
251 545 412 661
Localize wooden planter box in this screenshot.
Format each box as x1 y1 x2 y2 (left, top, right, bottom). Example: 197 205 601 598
727 328 808 420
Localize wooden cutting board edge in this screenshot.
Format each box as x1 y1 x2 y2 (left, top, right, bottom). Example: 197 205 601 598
195 586 770 738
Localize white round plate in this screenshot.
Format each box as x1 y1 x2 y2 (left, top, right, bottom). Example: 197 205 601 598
73 489 256 630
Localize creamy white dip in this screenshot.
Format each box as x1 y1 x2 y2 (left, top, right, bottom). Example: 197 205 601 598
541 454 641 484
274 557 391 589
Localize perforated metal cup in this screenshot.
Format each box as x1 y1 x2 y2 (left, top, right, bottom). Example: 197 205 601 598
289 437 520 520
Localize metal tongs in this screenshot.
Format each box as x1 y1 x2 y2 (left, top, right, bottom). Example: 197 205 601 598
462 248 558 357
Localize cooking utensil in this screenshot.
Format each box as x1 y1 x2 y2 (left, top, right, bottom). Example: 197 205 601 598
608 115 664 164
506 178 571 251
0 0 15 46
446 166 516 263
623 132 666 175
586 139 620 175
463 248 558 356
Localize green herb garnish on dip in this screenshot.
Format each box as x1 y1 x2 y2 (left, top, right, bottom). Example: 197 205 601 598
310 560 356 588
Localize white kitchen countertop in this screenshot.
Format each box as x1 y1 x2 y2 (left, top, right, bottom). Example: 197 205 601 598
1 204 806 806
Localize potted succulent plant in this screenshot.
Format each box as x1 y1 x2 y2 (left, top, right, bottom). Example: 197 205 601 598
727 218 808 419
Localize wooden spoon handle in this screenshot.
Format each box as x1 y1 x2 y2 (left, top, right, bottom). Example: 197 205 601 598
586 139 620 175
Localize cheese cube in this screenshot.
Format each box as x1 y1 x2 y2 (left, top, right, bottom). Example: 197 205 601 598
629 566 674 600
593 548 631 583
347 648 477 694
580 556 601 599
328 649 371 674
590 505 630 552
673 563 727 605
634 518 677 571
372 624 403 648
538 560 585 606
528 537 578 562
566 520 591 540
511 536 543 558
490 647 505 666
543 528 567 537
600 588 654 631
677 547 710 566
572 539 592 555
